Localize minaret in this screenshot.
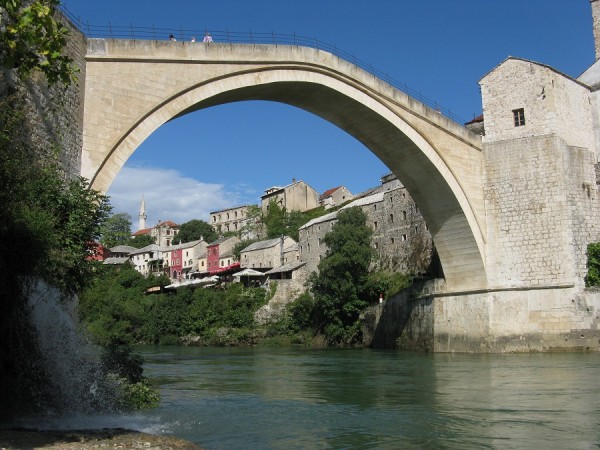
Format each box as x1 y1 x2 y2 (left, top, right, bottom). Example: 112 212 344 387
138 196 147 231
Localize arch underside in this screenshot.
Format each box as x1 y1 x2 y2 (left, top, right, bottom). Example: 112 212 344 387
90 74 487 290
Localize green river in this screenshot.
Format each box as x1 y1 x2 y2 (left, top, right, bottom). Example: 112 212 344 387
132 346 600 449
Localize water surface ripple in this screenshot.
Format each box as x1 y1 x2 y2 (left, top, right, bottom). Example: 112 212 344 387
138 347 600 450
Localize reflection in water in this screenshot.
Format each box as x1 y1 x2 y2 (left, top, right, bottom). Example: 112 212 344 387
138 347 600 450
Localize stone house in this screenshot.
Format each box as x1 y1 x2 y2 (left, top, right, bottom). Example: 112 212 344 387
131 220 180 247
206 236 240 274
129 244 165 277
103 244 137 266
162 239 208 280
261 179 320 212
209 205 254 235
298 173 432 276
240 236 297 270
319 185 354 209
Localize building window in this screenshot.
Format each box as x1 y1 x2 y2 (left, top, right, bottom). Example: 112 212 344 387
373 221 378 230
402 234 407 241
389 214 394 223
403 211 407 220
391 238 395 244
374 242 379 249
513 108 525 127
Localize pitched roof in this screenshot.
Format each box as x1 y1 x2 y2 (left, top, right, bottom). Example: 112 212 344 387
465 114 483 125
242 237 282 252
320 186 342 199
156 220 179 228
109 245 137 254
132 227 152 236
265 261 306 275
128 244 161 255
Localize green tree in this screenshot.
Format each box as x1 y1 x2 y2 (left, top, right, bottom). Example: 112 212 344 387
262 200 287 238
0 0 78 85
100 212 132 248
172 219 217 244
127 233 155 249
310 207 374 345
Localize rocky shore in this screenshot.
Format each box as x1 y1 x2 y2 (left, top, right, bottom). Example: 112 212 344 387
0 428 202 449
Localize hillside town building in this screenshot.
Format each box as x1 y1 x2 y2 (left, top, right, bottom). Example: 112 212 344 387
209 205 254 235
299 173 432 275
319 186 354 209
132 220 180 247
261 179 320 212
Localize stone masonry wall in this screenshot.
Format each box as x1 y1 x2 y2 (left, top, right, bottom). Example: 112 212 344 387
592 0 600 61
484 136 579 287
0 10 86 178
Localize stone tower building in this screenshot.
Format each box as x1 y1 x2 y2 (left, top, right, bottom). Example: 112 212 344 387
591 0 600 60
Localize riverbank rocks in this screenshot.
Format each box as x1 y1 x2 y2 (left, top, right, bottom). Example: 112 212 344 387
0 428 203 449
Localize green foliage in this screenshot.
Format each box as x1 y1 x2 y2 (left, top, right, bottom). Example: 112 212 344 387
80 266 269 346
110 375 160 410
172 219 216 244
127 233 155 249
0 0 78 85
0 91 110 295
100 212 132 248
267 292 315 338
363 271 413 303
262 200 326 241
310 207 374 346
586 243 600 287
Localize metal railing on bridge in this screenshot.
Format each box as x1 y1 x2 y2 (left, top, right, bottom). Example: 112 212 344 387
59 5 466 125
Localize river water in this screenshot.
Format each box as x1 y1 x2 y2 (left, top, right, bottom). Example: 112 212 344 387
126 346 600 450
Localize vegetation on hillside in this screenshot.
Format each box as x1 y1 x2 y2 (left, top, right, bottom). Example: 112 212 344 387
80 265 270 346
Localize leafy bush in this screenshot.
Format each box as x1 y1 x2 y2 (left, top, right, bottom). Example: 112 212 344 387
586 243 600 287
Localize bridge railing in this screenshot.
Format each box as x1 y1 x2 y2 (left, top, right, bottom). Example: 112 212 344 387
59 6 467 125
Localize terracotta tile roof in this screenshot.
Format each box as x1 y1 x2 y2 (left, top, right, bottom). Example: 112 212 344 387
320 186 342 199
132 227 152 236
156 220 179 228
465 114 484 125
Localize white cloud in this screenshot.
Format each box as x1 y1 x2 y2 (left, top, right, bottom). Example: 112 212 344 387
106 166 256 228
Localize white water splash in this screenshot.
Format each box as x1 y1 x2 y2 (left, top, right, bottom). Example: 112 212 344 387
24 280 118 415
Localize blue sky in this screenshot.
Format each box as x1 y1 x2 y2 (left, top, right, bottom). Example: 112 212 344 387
60 0 595 228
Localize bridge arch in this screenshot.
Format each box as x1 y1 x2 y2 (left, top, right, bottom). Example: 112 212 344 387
82 40 487 290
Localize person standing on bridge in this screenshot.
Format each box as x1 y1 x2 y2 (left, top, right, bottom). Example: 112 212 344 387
203 32 213 43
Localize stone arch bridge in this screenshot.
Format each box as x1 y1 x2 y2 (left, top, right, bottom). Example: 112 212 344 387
82 38 485 292
81 39 600 352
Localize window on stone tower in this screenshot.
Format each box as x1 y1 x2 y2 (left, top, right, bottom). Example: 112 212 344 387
513 108 525 127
